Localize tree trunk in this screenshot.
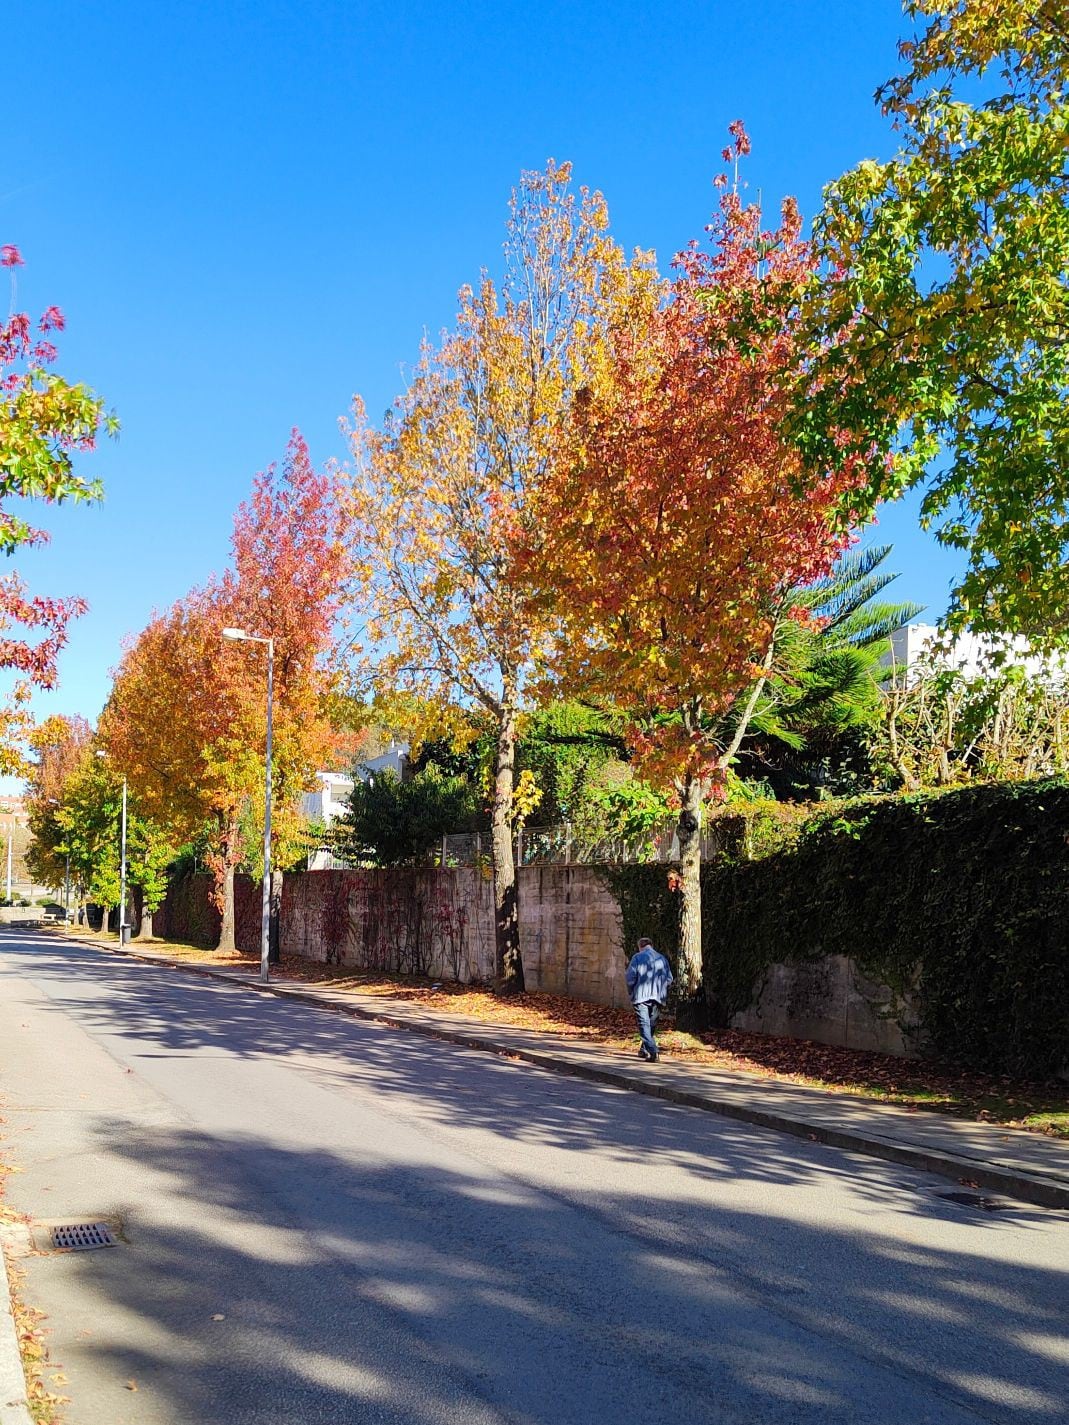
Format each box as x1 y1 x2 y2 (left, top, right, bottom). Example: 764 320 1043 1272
674 773 707 1030
268 870 282 965
98 904 112 935
137 909 153 940
218 863 237 953
491 709 524 994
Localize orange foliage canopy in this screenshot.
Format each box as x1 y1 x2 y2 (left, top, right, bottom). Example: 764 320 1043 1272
102 432 347 918
520 128 868 790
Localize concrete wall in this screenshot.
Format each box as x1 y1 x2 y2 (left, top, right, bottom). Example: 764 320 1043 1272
0 905 45 924
518 866 629 1008
280 865 630 1006
282 867 496 983
730 955 923 1058
161 867 921 1056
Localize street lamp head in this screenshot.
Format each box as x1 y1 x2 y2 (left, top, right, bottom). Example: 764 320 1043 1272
221 627 249 641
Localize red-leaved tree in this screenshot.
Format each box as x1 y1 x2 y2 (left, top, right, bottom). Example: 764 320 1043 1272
1 244 114 770
519 127 868 1018
103 431 347 949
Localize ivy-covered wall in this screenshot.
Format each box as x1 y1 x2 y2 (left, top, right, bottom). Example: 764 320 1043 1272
154 872 261 951
605 780 1069 1079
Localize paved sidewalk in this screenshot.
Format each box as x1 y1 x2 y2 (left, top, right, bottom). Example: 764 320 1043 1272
70 935 1069 1211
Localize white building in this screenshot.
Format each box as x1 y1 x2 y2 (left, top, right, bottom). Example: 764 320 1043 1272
300 772 356 828
300 745 410 828
884 623 1069 685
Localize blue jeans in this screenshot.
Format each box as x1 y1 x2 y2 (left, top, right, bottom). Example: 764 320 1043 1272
634 1000 661 1059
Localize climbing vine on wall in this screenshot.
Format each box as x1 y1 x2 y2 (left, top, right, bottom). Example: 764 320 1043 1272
607 781 1069 1079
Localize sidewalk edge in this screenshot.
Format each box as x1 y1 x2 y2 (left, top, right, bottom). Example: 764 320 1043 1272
73 935 1069 1213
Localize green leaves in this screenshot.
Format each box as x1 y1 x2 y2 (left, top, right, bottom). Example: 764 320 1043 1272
798 1 1069 644
337 766 479 867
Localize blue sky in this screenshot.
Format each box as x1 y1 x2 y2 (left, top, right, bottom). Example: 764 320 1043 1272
5 0 963 751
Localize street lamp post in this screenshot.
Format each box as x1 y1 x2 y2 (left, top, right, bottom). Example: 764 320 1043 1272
222 627 275 984
119 776 128 943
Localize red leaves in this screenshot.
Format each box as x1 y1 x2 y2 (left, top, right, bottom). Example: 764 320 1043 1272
0 574 88 690
103 431 347 893
1 242 108 727
519 130 866 788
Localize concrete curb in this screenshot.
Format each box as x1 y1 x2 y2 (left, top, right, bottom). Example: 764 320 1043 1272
60 935 1069 1213
0 1247 32 1425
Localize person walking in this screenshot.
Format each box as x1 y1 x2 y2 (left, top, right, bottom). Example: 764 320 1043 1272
626 935 674 1062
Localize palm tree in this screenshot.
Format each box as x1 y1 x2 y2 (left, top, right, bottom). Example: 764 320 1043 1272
728 545 923 797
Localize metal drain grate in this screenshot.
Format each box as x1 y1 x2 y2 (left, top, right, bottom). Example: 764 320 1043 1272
937 1192 1010 1212
51 1222 117 1250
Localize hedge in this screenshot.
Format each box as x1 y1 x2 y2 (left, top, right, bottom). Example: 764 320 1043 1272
602 780 1069 1080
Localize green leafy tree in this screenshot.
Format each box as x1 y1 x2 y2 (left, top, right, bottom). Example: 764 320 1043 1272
30 746 173 934
589 776 674 852
515 702 627 830
337 767 480 866
800 0 1069 641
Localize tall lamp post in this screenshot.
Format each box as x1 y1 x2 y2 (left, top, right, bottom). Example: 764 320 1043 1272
222 627 275 984
95 752 128 942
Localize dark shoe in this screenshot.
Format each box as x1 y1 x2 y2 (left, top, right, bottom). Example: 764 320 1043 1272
648 1050 659 1063
637 1047 651 1060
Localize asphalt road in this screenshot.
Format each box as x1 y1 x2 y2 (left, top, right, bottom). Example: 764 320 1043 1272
0 930 1067 1425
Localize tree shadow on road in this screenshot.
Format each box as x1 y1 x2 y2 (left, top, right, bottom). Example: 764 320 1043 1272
17 1120 1069 1425
4 933 1063 1214
3 933 1069 1423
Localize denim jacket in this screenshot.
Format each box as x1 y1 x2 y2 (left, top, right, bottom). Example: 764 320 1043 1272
626 946 674 1005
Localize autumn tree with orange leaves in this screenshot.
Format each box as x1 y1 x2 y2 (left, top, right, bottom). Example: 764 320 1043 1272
103 432 346 950
344 163 658 993
24 713 93 888
518 129 868 1018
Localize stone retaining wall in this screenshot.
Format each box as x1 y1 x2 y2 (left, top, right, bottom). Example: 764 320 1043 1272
730 955 921 1058
280 865 630 1007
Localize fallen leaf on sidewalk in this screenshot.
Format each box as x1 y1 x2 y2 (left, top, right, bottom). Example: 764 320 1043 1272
211 1313 225 1321
126 1380 138 1391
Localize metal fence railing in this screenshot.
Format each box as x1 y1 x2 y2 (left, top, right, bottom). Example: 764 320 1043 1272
304 817 754 872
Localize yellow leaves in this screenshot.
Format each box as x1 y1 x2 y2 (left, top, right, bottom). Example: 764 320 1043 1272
510 768 542 823
340 163 651 720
